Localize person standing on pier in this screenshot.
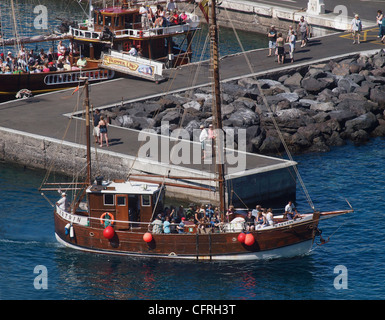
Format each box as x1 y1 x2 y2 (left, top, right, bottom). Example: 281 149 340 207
267 25 277 57
350 14 362 44
98 116 109 147
93 108 101 144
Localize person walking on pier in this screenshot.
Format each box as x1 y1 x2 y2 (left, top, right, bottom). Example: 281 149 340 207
376 10 384 38
350 14 362 44
298 16 309 48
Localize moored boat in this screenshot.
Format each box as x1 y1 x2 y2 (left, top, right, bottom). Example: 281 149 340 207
0 0 200 101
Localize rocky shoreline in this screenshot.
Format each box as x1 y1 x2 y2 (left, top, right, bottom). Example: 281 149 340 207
102 50 385 156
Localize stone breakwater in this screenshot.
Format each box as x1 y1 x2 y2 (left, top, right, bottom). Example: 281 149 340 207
103 50 385 156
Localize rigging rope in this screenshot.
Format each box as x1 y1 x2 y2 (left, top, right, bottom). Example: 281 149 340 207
223 6 315 211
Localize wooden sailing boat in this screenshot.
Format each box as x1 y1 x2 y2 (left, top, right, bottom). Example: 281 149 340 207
40 0 353 260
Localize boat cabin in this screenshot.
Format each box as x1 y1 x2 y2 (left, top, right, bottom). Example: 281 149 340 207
69 3 198 66
86 178 164 231
93 8 142 32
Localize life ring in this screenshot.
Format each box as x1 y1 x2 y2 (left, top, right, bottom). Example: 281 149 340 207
100 212 115 225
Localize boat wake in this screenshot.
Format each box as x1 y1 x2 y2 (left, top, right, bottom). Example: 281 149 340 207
0 238 61 248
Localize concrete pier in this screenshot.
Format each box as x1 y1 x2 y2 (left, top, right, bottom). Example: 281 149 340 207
1 13 384 206
199 0 375 36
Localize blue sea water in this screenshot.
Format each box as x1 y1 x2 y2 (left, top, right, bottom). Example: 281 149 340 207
1 138 385 301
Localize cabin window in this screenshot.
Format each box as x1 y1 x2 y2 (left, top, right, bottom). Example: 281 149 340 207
114 16 120 27
141 195 151 207
117 195 126 206
104 194 114 205
97 13 103 26
104 16 112 26
124 15 133 28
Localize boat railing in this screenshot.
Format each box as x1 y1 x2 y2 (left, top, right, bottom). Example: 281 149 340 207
69 23 196 41
44 69 114 85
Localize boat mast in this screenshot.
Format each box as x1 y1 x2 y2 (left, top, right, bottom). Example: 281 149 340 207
82 78 92 185
210 0 226 214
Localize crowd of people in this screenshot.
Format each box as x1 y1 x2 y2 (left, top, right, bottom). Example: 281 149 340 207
0 41 85 75
150 201 302 234
139 0 189 30
150 203 223 234
267 15 310 64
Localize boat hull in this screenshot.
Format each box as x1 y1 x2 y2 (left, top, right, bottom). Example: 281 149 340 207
0 67 114 102
54 211 319 261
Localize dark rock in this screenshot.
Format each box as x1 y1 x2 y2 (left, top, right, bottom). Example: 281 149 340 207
259 133 283 154
370 87 385 107
228 108 259 127
301 77 330 94
284 72 303 88
345 112 378 134
329 109 356 125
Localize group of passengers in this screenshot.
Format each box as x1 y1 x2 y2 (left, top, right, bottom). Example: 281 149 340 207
140 0 189 30
0 41 84 74
150 203 223 234
150 201 301 234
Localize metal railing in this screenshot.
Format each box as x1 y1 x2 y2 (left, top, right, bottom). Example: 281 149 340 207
44 69 114 85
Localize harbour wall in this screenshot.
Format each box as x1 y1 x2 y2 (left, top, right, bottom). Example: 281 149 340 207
0 126 296 207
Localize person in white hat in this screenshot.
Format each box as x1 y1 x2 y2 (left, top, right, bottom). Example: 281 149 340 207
350 14 362 44
56 191 69 211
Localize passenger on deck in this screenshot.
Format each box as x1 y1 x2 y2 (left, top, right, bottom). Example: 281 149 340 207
285 201 301 220
194 205 205 225
170 10 180 25
179 11 188 24
139 4 150 29
163 216 171 234
128 44 137 56
263 208 274 227
170 218 178 233
151 214 163 233
197 217 207 234
76 55 87 69
56 192 69 211
57 40 66 57
210 215 222 232
177 217 186 233
255 210 264 227
166 0 177 12
205 204 214 219
244 211 255 231
251 205 263 219
185 204 195 221
225 205 235 222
